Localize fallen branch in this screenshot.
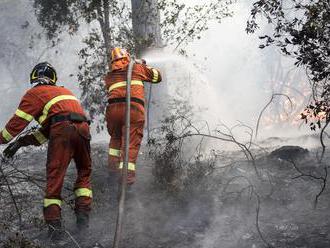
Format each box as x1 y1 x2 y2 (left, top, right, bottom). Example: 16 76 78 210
288 160 328 208
0 159 22 229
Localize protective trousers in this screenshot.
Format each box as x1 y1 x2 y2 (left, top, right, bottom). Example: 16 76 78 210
43 121 92 223
106 103 145 185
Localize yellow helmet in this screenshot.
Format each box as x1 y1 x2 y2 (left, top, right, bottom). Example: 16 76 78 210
111 47 130 63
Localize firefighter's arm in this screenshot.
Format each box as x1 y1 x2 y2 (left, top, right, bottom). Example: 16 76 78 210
3 128 48 158
21 128 48 147
138 62 162 84
0 92 42 145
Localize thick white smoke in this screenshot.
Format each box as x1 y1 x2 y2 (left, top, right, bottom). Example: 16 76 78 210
143 1 312 146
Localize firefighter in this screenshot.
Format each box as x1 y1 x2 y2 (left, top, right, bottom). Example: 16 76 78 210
0 62 92 236
105 47 162 185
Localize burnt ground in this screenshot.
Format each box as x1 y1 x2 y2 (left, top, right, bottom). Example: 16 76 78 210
0 139 330 248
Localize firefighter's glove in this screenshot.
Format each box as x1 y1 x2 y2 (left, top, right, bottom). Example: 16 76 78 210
3 140 22 159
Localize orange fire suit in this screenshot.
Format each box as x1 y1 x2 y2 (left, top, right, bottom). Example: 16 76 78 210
105 61 162 184
0 84 92 223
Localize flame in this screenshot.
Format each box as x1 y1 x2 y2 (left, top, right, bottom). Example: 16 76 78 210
260 73 311 128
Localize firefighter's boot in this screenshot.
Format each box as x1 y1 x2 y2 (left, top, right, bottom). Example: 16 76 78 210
76 211 89 230
47 219 64 241
75 211 94 246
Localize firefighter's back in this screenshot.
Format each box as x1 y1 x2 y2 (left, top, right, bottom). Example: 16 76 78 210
27 84 86 125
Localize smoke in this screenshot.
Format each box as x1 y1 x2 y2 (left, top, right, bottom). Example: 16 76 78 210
0 0 96 139
0 2 326 248
139 2 322 248
0 0 312 142
142 1 312 144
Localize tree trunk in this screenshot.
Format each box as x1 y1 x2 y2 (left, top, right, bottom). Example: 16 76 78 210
103 0 111 51
96 0 111 63
131 0 165 138
131 0 162 55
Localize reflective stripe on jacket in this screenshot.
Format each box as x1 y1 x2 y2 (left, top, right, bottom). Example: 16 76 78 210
0 84 86 144
105 62 162 104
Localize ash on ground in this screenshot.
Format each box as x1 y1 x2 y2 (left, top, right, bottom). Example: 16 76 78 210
1 140 330 248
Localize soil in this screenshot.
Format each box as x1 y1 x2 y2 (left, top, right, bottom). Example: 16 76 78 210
0 140 330 248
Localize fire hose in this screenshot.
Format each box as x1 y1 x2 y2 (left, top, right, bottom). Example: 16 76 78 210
112 58 135 248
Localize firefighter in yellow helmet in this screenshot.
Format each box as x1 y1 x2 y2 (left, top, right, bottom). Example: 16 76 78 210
105 47 162 184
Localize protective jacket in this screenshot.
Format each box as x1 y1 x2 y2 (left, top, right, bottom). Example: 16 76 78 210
0 84 86 144
105 62 161 184
0 83 92 224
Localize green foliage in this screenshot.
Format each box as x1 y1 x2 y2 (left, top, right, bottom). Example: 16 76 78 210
247 0 330 82
77 30 107 129
33 0 134 130
159 0 234 54
301 84 330 131
247 0 330 129
32 0 233 128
